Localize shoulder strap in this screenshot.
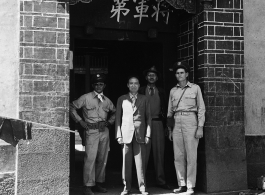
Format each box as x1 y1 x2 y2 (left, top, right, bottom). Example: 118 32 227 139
175 87 187 109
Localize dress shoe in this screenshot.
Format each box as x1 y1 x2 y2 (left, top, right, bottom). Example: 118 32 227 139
120 190 130 195
92 184 107 193
173 186 187 194
156 183 171 190
140 191 149 195
186 188 194 195
83 187 94 195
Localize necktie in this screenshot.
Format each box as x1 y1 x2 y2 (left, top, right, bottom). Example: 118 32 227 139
150 87 154 96
97 94 103 102
131 96 136 108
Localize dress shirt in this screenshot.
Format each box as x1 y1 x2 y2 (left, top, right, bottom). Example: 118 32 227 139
95 91 104 102
129 93 137 108
129 93 138 100
70 91 116 124
167 82 206 127
147 85 156 95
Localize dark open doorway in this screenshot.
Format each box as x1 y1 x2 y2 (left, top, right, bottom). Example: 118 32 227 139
69 39 177 190
69 1 196 193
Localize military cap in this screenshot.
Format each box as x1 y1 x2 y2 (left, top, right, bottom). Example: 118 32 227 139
143 66 161 77
170 61 190 73
91 73 106 84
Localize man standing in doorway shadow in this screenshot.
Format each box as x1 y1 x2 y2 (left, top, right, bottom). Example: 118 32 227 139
167 61 205 195
138 66 171 190
115 76 152 195
70 73 116 195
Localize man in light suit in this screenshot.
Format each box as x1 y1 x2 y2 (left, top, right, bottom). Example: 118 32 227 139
115 76 152 195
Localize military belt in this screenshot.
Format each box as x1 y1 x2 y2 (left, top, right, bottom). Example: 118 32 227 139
86 121 105 132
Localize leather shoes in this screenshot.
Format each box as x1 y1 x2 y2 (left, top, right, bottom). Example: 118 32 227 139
173 186 187 194
140 191 149 195
92 184 107 193
186 188 194 195
156 183 171 190
83 187 94 195
120 190 130 195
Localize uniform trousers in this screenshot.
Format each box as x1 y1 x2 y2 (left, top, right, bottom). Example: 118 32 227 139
172 112 199 189
145 120 166 185
83 127 109 187
122 136 146 192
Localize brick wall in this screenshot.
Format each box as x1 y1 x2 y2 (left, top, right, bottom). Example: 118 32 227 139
19 0 70 194
177 18 194 81
196 0 247 193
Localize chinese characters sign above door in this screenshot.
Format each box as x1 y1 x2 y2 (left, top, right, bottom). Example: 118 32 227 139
70 0 196 27
110 0 195 24
110 0 174 24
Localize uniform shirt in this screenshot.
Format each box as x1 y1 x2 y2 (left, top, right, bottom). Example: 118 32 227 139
167 82 206 127
70 91 116 124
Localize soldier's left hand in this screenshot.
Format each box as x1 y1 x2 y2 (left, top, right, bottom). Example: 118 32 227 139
195 126 203 139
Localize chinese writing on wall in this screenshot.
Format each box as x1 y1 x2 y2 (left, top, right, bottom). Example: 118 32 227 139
110 0 172 24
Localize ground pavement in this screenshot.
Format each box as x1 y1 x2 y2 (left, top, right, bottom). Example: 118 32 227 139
70 146 254 195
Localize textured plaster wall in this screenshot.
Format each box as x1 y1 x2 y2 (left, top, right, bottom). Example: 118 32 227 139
0 1 19 118
244 0 265 187
0 1 19 194
244 0 265 135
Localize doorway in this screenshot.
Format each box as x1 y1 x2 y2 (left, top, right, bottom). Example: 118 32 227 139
69 39 174 189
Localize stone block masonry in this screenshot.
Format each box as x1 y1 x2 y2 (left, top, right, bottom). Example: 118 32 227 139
195 0 247 193
19 0 70 194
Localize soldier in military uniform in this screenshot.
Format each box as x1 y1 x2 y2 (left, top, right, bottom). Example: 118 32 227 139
70 73 116 195
167 62 205 195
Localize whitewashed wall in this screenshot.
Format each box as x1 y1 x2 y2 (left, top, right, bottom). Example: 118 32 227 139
244 0 265 135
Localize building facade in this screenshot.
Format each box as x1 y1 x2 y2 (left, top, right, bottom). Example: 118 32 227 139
0 0 264 194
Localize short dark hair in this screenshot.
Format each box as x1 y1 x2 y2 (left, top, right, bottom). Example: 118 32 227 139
127 75 140 83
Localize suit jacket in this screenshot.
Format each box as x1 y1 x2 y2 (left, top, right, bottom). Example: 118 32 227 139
115 93 151 144
138 86 167 126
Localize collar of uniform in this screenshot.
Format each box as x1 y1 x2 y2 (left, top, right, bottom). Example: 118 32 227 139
176 81 192 88
147 85 156 90
129 93 138 99
93 91 105 99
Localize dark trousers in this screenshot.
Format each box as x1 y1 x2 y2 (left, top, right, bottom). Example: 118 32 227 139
145 120 166 185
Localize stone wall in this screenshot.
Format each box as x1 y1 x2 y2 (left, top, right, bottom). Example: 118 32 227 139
196 0 247 193
18 0 70 194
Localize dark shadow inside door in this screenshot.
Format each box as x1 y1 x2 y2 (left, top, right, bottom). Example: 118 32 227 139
70 39 169 187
